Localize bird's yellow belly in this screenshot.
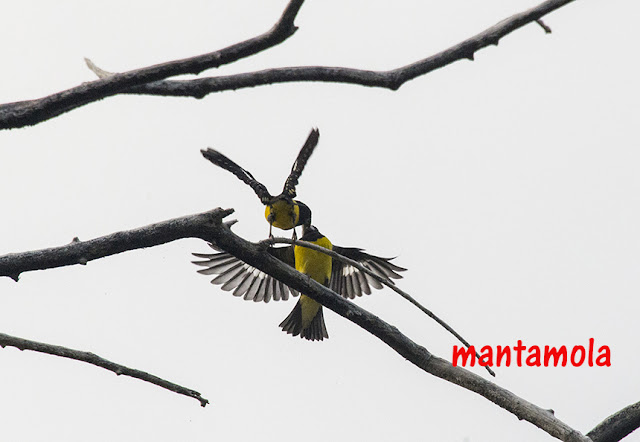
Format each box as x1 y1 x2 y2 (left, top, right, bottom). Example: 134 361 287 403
295 235 333 329
294 236 333 284
265 200 299 230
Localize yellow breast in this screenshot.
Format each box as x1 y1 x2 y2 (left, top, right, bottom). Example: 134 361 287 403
265 200 299 230
294 235 332 285
295 235 333 328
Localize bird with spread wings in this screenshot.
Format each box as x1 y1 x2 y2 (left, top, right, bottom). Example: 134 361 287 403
201 128 319 239
196 129 406 340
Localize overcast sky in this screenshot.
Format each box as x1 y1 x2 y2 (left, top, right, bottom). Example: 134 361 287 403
1 1 639 441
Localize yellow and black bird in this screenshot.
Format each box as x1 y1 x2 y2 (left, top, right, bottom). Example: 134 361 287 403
197 128 405 339
192 211 405 341
279 223 333 340
201 129 319 238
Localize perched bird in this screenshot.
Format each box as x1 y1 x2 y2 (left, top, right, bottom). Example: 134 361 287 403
279 223 333 340
192 211 405 341
197 129 405 339
201 128 319 238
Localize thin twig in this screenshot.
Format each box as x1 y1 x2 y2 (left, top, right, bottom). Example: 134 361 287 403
0 332 209 407
84 0 574 99
536 19 553 33
0 0 306 129
263 236 495 377
85 58 113 78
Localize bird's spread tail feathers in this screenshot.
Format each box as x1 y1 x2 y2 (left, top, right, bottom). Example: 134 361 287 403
279 298 328 341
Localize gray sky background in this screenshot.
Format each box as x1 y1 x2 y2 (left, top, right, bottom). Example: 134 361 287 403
1 1 639 441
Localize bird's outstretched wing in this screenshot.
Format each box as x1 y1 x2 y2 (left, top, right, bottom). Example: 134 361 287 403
330 247 407 299
281 128 320 199
202 129 319 205
192 244 298 302
200 148 272 204
193 243 406 301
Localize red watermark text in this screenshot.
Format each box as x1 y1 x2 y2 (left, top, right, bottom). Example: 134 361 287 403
452 338 611 367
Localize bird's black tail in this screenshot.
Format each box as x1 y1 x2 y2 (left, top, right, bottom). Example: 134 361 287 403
279 298 328 341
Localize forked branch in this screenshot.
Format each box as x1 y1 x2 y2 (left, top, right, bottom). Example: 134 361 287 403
0 0 576 130
0 0 305 129
0 209 593 441
87 0 575 98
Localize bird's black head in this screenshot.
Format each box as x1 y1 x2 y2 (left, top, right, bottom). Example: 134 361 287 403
296 201 312 227
300 223 325 242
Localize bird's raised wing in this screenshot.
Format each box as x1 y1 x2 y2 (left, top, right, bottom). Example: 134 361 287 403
201 148 272 204
330 247 406 299
192 244 298 302
281 128 320 199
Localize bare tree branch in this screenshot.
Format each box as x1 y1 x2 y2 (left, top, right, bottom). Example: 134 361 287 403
85 0 575 99
264 236 496 377
1 209 591 440
13 209 640 442
211 220 591 442
0 2 624 439
588 401 640 442
0 0 305 130
0 332 209 407
0 0 575 130
0 208 233 281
